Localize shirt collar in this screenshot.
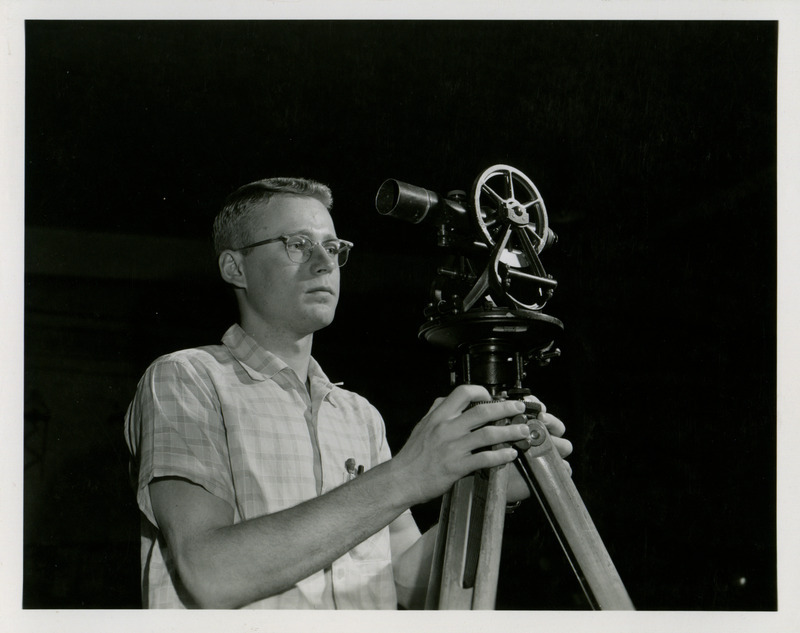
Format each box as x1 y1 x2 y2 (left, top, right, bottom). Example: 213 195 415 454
221 324 335 392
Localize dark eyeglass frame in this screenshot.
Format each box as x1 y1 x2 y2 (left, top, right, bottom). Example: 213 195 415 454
235 233 354 267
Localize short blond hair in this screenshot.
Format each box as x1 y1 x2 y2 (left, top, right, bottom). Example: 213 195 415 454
212 177 333 256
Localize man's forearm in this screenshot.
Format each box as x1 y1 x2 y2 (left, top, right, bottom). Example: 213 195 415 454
159 458 412 608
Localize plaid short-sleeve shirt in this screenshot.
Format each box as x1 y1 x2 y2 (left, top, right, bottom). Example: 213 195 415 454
124 324 406 609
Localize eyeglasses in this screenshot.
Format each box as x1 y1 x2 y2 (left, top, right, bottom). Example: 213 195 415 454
236 234 354 267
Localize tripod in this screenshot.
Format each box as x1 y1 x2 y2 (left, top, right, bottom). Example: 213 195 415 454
376 164 634 610
420 310 634 610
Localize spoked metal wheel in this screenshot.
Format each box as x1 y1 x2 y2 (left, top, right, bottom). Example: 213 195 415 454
470 164 553 252
469 165 557 310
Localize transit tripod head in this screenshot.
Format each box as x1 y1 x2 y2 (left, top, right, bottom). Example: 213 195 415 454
375 164 563 397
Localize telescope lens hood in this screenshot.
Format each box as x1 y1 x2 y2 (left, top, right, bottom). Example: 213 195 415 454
376 178 440 224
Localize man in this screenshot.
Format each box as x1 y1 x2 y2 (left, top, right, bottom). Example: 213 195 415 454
124 177 572 609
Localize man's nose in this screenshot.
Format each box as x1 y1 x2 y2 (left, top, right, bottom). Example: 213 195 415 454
309 243 336 272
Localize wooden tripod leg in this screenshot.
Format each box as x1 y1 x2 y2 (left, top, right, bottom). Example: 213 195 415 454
424 419 634 610
521 420 635 610
425 464 510 609
472 462 509 609
424 488 450 609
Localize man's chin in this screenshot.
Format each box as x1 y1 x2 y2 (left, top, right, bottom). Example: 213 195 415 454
301 307 337 334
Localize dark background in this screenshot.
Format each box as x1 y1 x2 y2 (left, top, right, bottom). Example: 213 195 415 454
23 20 776 610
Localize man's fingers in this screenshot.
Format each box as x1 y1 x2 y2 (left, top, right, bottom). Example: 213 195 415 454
540 412 566 437
551 436 573 459
523 394 546 415
429 384 493 420
462 422 531 453
457 400 526 431
462 446 519 473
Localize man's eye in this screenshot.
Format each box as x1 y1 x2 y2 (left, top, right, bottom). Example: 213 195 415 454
324 243 340 255
287 240 309 251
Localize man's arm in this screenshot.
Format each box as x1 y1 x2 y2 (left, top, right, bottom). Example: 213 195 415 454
149 384 532 608
150 459 409 608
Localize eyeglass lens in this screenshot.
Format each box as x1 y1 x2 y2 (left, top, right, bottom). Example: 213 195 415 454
286 236 350 267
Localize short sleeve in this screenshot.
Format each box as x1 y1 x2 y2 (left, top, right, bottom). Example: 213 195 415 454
124 354 235 526
355 398 392 468
375 414 393 465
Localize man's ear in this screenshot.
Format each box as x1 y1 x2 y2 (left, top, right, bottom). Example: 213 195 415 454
218 250 247 289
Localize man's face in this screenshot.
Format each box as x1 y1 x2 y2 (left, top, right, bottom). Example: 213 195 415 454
239 194 341 338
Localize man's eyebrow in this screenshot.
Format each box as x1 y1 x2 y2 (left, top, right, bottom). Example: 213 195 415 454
284 230 340 240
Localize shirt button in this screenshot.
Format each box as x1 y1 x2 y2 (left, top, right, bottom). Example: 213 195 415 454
336 568 345 580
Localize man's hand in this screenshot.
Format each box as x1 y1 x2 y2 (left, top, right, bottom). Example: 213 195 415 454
390 384 532 507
